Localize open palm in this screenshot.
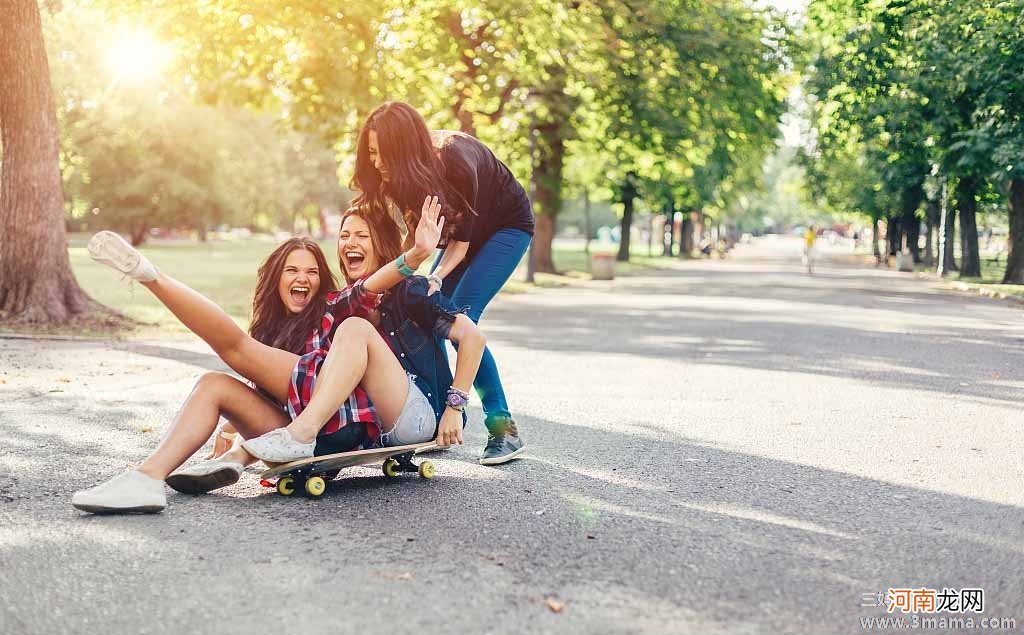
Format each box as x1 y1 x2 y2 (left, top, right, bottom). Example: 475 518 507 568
414 195 445 255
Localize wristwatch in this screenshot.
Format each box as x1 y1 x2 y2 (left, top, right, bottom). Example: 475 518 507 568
427 273 444 289
446 387 469 412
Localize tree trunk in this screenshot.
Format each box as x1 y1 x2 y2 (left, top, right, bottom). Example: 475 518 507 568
680 214 694 257
923 217 933 266
0 1 94 324
900 183 924 263
531 117 565 274
646 215 654 257
130 224 148 246
616 175 638 263
905 219 920 263
533 213 556 275
1003 178 1024 284
941 190 958 274
616 198 633 262
582 190 592 255
957 177 981 277
886 214 901 258
872 216 882 261
923 196 940 266
662 202 674 257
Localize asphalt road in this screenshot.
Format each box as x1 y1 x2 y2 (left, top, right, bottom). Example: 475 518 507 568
2 236 1022 634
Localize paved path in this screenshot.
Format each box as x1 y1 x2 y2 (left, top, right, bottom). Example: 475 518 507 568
2 236 1022 634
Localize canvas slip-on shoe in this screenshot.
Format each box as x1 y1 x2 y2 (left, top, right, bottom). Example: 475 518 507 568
71 470 167 514
87 231 158 282
242 428 315 463
166 460 244 495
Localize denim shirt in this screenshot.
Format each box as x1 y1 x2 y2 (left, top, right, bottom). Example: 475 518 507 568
377 276 468 423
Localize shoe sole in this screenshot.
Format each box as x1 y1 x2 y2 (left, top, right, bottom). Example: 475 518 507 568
166 466 241 495
478 445 527 465
72 503 165 514
88 232 140 274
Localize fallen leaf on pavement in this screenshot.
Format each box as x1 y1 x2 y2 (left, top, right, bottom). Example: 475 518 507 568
382 571 414 581
545 598 566 613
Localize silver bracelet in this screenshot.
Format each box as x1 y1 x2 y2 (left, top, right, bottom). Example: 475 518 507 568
427 273 443 288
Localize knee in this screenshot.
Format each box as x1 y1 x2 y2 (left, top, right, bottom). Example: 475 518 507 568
193 371 238 395
336 316 375 339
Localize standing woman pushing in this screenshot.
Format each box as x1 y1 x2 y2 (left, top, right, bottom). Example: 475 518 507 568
353 101 533 464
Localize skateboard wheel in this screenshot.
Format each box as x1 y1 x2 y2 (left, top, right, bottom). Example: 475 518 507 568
382 458 400 478
305 476 326 497
418 461 436 480
276 476 295 496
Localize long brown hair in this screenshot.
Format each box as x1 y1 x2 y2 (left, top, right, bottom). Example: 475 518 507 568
339 205 404 286
250 237 338 355
351 101 472 245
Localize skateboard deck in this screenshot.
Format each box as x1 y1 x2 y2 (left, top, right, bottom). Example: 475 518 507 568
259 442 439 497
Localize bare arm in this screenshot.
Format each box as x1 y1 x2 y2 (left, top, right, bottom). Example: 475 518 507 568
435 313 485 446
428 240 470 294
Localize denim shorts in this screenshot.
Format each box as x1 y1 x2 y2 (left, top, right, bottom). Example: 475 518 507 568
379 374 438 447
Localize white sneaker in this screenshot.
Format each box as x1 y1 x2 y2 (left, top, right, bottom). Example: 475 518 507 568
242 428 315 463
165 460 244 495
87 231 158 282
71 470 167 514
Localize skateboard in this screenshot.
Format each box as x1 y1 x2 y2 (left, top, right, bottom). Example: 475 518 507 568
259 442 438 498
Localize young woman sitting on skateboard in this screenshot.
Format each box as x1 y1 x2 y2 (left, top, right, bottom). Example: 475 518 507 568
73 199 485 514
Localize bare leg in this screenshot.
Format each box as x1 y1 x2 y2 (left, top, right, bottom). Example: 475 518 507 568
137 372 290 480
140 272 297 403
286 318 410 443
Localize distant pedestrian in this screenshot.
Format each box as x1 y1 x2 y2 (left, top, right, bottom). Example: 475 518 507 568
803 225 817 274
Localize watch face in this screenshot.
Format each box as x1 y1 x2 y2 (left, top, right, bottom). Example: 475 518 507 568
446 392 467 407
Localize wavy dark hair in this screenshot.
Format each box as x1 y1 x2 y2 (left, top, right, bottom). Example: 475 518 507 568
338 205 404 286
351 101 473 246
249 237 338 355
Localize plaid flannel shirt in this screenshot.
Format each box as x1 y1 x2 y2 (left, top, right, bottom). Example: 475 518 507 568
287 280 382 439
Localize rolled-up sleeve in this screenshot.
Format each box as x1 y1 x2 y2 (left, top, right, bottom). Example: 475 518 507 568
326 280 381 319
399 277 467 339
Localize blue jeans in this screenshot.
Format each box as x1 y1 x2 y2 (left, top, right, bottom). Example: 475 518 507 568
432 228 532 420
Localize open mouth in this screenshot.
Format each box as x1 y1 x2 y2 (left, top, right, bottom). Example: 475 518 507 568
345 251 365 270
290 286 310 305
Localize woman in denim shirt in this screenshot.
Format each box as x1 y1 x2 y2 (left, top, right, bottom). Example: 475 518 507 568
242 205 486 462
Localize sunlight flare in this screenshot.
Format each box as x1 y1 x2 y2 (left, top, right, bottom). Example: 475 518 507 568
105 29 173 82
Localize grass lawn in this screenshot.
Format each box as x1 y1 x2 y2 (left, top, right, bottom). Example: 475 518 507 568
60 235 676 338
946 256 1024 301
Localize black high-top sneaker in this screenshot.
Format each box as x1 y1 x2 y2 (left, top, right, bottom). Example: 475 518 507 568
479 415 526 465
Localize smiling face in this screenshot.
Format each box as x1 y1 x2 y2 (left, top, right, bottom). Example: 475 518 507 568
367 130 389 182
338 214 380 282
277 248 322 314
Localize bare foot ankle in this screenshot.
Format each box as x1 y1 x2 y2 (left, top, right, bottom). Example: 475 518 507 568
220 449 255 466
286 426 317 445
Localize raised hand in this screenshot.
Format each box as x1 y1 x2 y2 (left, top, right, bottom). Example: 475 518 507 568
413 195 445 257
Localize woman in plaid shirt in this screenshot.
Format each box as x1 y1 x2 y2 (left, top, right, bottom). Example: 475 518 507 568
73 197 468 514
